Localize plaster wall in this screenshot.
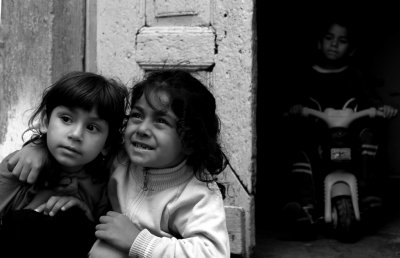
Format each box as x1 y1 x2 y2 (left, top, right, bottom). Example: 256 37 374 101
95 0 256 255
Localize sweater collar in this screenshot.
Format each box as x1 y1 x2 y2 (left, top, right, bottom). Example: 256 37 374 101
130 160 193 191
312 64 349 74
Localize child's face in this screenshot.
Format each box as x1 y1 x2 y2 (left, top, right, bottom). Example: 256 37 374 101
46 106 109 172
124 92 186 169
319 23 351 61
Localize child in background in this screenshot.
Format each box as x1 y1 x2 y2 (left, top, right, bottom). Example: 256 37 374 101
283 15 397 239
0 71 128 258
9 70 231 258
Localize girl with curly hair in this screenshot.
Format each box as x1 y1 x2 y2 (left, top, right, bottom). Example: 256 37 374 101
10 70 231 258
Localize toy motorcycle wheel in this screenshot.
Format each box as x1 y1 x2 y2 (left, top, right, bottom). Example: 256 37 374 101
331 196 359 242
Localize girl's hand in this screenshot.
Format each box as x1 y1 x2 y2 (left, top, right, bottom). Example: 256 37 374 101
378 105 398 119
7 143 47 184
34 195 94 221
95 211 141 253
289 104 303 115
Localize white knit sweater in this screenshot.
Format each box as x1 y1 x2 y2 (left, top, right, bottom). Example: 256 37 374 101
92 158 230 258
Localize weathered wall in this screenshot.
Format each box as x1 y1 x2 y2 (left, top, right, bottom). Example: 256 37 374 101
0 0 53 160
93 0 256 256
212 0 256 251
0 0 84 160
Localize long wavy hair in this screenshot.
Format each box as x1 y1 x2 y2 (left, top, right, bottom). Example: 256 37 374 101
129 70 229 186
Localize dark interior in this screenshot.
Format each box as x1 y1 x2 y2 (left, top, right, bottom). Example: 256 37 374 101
255 2 400 233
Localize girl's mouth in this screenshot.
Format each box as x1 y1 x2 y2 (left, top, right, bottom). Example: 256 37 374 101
62 146 81 155
132 142 154 150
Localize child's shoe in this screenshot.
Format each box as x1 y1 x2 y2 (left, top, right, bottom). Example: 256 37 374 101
281 202 317 241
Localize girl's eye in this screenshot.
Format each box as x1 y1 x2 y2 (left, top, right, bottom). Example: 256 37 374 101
87 124 100 132
156 117 169 125
130 111 143 120
60 115 72 124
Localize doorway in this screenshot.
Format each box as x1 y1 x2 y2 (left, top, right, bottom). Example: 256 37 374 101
255 2 400 234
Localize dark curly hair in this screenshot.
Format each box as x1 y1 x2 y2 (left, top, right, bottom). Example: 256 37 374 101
129 70 229 183
24 71 129 183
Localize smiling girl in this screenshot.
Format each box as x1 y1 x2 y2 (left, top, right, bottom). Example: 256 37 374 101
7 70 231 258
89 70 231 258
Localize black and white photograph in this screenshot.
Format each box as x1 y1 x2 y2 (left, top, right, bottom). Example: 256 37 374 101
1 1 400 257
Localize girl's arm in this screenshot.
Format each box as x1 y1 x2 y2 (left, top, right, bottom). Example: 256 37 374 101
0 152 32 213
7 143 48 184
133 182 230 258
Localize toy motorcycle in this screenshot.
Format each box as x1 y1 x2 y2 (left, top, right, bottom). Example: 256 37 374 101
299 101 385 242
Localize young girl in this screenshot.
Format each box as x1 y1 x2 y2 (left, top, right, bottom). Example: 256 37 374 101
9 70 231 257
0 71 128 258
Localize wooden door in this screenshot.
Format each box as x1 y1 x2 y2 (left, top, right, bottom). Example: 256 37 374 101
0 0 84 160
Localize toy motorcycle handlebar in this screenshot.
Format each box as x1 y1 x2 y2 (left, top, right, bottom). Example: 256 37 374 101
301 107 385 128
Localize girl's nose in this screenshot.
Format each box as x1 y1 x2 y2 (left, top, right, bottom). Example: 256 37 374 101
136 120 151 137
68 124 84 141
331 38 339 47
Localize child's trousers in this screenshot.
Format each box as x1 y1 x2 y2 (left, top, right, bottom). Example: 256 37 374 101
0 207 96 258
